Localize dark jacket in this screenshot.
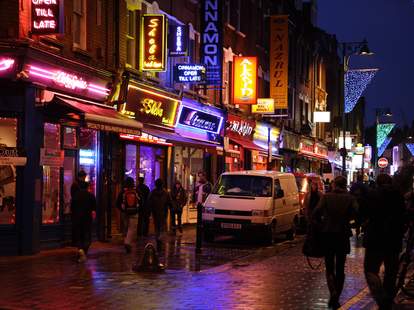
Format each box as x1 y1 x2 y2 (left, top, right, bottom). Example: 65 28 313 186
304 190 323 220
312 188 358 254
171 187 187 210
137 183 150 207
147 188 171 219
361 184 405 252
71 181 96 220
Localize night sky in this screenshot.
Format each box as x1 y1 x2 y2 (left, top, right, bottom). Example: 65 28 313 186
318 0 414 127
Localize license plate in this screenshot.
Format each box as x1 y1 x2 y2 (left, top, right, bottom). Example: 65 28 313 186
221 223 242 229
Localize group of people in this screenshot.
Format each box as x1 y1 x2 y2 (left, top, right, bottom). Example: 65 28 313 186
304 174 407 310
69 170 212 261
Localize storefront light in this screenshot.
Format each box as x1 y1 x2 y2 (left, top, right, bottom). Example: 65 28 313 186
0 58 14 71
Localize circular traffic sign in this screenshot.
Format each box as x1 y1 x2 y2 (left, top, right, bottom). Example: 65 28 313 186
378 157 389 168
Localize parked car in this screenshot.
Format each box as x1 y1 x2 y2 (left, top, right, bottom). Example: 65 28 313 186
294 173 325 231
202 171 300 244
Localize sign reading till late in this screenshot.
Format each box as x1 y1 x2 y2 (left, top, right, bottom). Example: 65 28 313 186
174 64 205 83
31 0 62 35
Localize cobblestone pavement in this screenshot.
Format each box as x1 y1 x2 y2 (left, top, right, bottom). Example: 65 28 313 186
1 227 413 309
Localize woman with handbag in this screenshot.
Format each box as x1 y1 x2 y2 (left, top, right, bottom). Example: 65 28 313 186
312 176 358 309
170 181 187 233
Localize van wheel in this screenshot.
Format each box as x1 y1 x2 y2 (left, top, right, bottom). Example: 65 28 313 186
203 230 215 243
286 224 296 241
265 222 276 245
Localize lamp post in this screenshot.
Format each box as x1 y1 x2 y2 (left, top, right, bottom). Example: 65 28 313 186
340 39 373 177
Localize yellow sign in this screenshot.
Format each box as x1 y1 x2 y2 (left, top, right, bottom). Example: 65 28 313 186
270 15 289 109
233 56 257 104
252 98 275 114
140 14 167 71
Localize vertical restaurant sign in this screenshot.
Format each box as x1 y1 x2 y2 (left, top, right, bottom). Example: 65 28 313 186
232 56 257 104
201 0 223 86
140 14 167 71
169 25 188 56
270 15 289 109
31 0 63 35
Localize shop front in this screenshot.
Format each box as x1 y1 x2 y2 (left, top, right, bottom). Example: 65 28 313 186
225 114 258 172
253 122 281 170
297 137 329 174
0 48 142 255
279 130 300 173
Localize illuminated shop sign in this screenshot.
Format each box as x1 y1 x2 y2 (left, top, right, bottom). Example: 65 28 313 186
122 85 180 128
233 56 257 104
226 114 255 140
178 106 223 134
299 139 329 159
119 133 172 146
201 0 223 86
24 63 111 100
253 122 279 155
0 58 15 72
140 14 167 71
169 25 188 57
174 64 206 83
252 98 275 114
315 143 329 159
31 0 63 35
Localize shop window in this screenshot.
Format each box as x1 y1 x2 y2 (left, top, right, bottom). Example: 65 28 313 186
79 128 98 195
63 127 77 149
63 156 76 214
73 0 87 50
0 118 18 225
125 144 137 184
140 145 164 191
42 123 61 224
126 10 136 68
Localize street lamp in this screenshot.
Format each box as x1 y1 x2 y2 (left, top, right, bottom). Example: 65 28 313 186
340 39 374 177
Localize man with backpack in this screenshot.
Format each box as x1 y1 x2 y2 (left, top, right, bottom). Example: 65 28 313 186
116 177 140 253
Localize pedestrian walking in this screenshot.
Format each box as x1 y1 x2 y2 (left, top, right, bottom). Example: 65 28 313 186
304 180 323 222
71 170 96 263
116 177 140 254
350 174 369 237
137 177 150 236
312 176 358 309
193 171 212 206
147 178 171 244
361 174 405 310
170 181 187 233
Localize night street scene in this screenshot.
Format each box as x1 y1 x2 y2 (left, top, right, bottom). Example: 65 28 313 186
2 0 414 309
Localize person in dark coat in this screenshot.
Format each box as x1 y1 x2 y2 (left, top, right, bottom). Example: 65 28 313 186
304 180 323 221
170 180 187 233
137 177 150 236
71 170 96 263
361 174 405 310
312 176 358 309
147 178 171 242
350 174 369 237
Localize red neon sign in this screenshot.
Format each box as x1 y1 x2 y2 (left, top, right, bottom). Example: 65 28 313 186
31 0 62 35
0 58 15 72
119 133 172 146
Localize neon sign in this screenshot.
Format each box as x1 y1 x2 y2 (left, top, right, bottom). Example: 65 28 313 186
0 58 15 72
169 25 188 57
31 0 62 35
174 64 206 83
140 14 167 71
27 64 110 98
178 106 223 134
119 133 172 146
233 56 257 104
226 116 254 138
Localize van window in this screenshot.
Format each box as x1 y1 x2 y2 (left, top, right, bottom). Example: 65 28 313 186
213 175 273 197
274 179 282 196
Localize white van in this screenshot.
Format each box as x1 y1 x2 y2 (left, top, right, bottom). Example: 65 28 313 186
202 171 300 243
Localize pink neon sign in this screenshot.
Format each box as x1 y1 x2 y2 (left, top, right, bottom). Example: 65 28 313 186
27 65 110 98
0 58 15 72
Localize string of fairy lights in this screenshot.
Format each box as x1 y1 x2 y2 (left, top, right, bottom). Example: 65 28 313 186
345 69 378 113
376 123 395 157
406 143 414 156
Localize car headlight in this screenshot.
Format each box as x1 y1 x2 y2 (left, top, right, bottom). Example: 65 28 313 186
203 206 215 214
252 210 266 217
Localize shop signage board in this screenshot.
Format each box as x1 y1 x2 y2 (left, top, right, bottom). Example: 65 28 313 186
40 148 64 167
299 138 315 155
31 0 63 35
253 122 279 155
315 143 329 159
226 114 255 141
280 130 300 152
232 56 257 104
140 14 167 71
123 84 180 128
174 64 206 83
24 61 111 101
313 111 331 123
0 147 27 166
270 15 289 109
200 0 223 86
178 106 223 134
252 98 275 114
169 25 188 56
378 157 388 168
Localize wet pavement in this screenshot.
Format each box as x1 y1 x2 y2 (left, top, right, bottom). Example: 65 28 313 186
1 226 414 309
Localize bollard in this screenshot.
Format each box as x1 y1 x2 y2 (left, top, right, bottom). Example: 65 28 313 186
195 203 203 254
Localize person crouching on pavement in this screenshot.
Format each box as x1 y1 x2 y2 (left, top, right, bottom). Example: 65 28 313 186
116 177 140 254
71 170 96 263
362 174 405 310
170 181 187 234
312 176 358 309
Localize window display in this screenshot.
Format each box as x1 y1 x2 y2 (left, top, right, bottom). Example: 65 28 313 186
140 145 164 191
125 144 137 184
0 118 17 225
79 128 98 195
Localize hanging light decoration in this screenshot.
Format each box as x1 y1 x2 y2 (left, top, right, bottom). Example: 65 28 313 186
345 69 378 113
377 137 392 157
406 143 414 156
376 123 395 149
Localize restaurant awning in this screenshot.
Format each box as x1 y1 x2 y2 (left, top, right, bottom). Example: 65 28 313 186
229 137 266 152
55 97 143 135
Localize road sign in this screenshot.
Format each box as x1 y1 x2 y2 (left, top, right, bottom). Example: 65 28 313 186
378 157 389 168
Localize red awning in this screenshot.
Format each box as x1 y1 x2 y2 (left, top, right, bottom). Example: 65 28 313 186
55 96 143 135
230 137 266 151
